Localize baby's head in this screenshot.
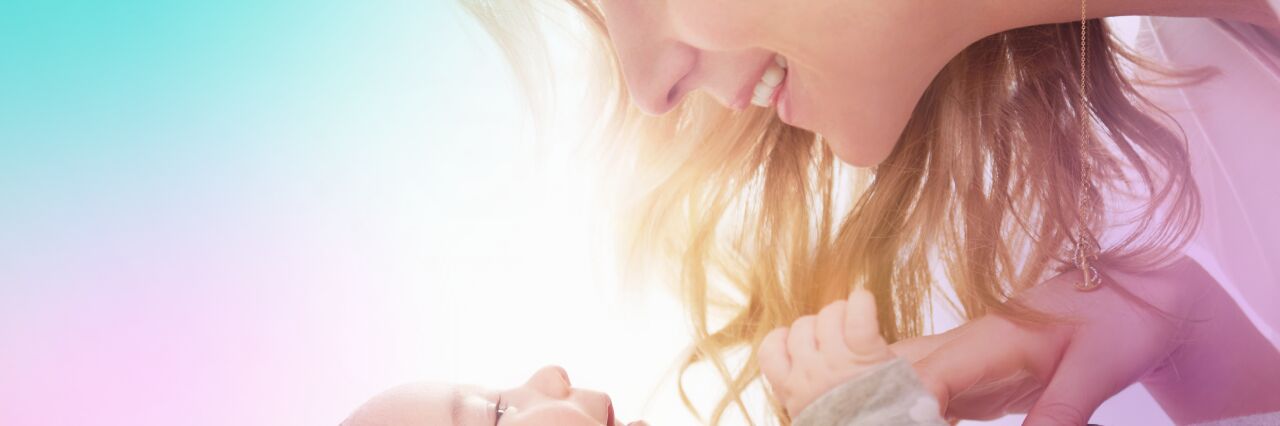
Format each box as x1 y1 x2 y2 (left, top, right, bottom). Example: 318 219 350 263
344 365 645 426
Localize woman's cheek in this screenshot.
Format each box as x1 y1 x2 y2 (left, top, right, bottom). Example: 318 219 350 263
666 0 771 51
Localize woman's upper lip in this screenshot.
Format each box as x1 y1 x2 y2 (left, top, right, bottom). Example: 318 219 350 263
732 55 780 111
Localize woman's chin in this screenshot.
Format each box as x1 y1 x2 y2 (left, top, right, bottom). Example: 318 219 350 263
827 135 894 168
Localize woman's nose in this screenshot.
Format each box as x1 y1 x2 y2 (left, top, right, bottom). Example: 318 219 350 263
601 6 698 115
618 41 697 115
525 365 572 398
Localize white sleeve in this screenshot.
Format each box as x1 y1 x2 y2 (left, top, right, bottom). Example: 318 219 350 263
791 358 947 426
1134 15 1280 351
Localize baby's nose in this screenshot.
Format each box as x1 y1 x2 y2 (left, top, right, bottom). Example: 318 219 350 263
526 365 572 398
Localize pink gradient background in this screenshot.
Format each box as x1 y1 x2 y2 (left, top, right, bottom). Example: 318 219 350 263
1 2 1274 425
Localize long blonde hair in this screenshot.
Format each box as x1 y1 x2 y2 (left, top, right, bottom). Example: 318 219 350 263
464 1 1205 423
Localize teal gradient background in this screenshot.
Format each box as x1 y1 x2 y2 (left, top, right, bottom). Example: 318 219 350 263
0 1 623 425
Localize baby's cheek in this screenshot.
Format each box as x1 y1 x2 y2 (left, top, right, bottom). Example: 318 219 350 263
506 406 600 426
667 0 771 51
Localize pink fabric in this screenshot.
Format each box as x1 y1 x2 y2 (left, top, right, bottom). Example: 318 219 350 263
1135 10 1280 349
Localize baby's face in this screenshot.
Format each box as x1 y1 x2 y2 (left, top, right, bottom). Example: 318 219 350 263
345 365 643 426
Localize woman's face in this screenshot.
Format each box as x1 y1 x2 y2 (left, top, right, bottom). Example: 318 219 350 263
345 366 641 426
596 0 964 166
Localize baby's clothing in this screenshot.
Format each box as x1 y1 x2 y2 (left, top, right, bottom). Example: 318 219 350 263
1193 412 1280 426
790 357 1280 426
791 357 947 426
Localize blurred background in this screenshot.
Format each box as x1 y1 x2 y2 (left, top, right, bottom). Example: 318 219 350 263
0 1 1161 424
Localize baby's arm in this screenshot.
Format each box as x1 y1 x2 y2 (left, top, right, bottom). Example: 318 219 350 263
758 288 947 426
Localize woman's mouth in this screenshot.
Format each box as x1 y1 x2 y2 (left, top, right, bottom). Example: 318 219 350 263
751 55 787 108
748 54 795 125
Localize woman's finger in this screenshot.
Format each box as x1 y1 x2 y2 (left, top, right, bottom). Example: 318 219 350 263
1024 323 1158 425
889 329 962 364
1023 340 1130 425
911 316 1037 417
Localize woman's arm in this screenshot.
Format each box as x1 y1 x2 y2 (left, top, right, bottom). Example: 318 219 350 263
891 256 1280 424
976 0 1280 33
1140 259 1280 423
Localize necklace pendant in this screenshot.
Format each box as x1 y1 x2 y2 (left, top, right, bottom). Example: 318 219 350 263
1070 236 1103 291
1074 264 1102 291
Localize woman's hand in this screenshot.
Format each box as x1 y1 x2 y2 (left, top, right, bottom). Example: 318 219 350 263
891 275 1183 425
892 257 1280 425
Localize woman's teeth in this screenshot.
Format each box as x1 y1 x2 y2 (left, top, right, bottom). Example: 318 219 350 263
751 55 788 107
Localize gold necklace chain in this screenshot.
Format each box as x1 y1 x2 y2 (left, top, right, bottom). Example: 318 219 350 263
1074 0 1102 291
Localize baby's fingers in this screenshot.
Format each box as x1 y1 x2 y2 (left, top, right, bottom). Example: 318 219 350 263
787 315 818 361
759 327 792 387
815 300 849 354
845 287 885 352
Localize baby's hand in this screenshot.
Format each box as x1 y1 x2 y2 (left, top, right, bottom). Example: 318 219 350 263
758 288 896 417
